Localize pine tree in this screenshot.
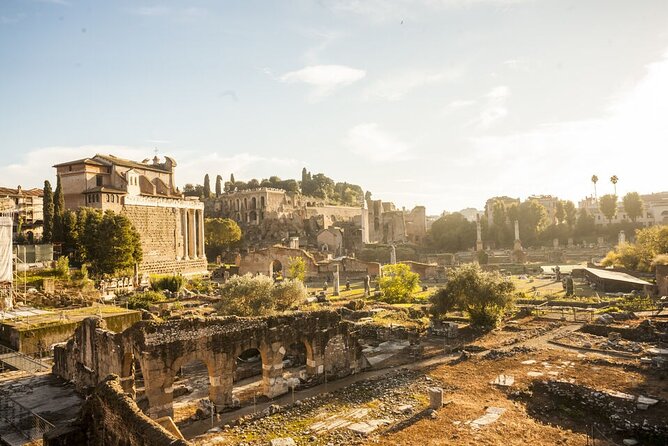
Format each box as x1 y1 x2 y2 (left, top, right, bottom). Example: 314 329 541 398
215 175 223 197
42 180 54 242
230 173 235 184
53 175 65 242
203 174 211 198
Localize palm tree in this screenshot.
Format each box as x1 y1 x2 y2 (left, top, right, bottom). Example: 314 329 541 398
591 175 599 200
610 175 618 196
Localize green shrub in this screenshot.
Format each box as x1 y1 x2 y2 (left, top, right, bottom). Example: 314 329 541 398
378 264 420 303
619 295 654 312
55 256 70 279
127 291 165 310
150 274 184 292
216 274 307 317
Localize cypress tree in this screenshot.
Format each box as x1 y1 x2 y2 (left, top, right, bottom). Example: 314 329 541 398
53 175 65 242
215 175 223 197
203 174 211 198
42 180 54 242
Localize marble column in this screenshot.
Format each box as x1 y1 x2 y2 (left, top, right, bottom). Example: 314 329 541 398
199 210 206 259
188 209 196 259
182 209 189 260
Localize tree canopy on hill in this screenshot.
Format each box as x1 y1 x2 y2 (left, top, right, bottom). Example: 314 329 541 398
193 168 367 206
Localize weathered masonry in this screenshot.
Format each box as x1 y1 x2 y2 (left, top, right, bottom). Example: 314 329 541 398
53 311 363 419
54 154 207 275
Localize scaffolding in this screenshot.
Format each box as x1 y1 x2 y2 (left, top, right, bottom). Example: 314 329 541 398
0 208 14 312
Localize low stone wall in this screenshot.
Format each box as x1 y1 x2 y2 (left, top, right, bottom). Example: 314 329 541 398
44 375 189 446
0 310 140 355
580 323 668 343
531 380 668 442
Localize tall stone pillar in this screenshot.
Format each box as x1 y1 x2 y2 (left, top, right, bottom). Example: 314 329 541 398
475 216 483 251
618 230 626 246
513 220 523 251
199 209 206 259
333 264 340 296
390 245 397 264
188 209 196 259
262 342 288 398
361 197 370 244
182 209 189 260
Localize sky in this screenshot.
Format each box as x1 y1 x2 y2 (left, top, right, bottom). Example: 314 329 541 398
1 0 668 215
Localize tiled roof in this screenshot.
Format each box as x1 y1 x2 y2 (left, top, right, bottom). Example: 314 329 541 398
0 187 44 197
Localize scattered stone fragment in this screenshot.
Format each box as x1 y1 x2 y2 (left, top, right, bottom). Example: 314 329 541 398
521 360 537 365
491 375 514 387
270 438 297 446
471 407 506 429
527 371 544 377
622 439 638 446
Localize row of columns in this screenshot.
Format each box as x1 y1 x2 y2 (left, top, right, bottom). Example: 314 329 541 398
179 208 205 260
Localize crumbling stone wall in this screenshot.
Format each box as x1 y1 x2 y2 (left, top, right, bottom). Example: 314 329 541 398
44 375 189 446
54 310 363 419
239 246 319 277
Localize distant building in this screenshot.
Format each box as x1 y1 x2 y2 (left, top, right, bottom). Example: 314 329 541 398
54 154 206 276
457 207 484 223
578 192 668 226
206 188 427 246
0 186 43 242
484 196 520 225
527 195 560 224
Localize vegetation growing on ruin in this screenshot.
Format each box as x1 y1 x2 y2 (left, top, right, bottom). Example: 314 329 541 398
215 274 307 317
150 274 184 292
127 291 165 310
286 256 306 282
431 263 515 328
378 263 421 303
602 224 668 271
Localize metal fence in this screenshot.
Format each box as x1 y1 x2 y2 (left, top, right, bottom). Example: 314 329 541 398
0 388 54 441
0 344 50 374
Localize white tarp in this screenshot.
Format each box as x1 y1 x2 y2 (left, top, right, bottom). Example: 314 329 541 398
0 216 12 283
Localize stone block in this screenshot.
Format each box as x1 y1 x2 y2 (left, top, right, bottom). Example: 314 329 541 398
428 387 443 409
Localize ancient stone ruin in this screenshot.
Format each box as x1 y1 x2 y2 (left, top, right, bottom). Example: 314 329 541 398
53 310 363 419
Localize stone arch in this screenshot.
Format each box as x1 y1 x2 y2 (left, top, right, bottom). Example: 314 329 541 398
260 196 265 208
249 210 258 224
271 259 283 277
251 196 257 209
168 352 227 413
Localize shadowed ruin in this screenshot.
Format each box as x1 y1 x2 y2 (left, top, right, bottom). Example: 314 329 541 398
53 310 363 419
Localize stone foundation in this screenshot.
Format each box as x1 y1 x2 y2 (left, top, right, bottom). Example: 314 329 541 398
44 375 189 446
54 310 364 419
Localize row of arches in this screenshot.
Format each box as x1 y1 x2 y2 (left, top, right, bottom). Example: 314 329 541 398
121 334 356 420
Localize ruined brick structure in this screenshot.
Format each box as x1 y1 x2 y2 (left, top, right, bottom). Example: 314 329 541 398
238 246 381 279
54 154 206 275
44 375 189 446
53 310 363 419
366 200 427 245
205 188 426 248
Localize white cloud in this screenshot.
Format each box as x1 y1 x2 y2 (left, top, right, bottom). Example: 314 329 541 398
345 123 412 162
441 99 477 116
324 0 532 23
280 65 366 100
468 49 668 201
365 68 464 101
469 85 511 128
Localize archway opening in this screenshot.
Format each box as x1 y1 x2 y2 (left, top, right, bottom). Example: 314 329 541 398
171 359 211 424
233 348 263 406
271 259 283 279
